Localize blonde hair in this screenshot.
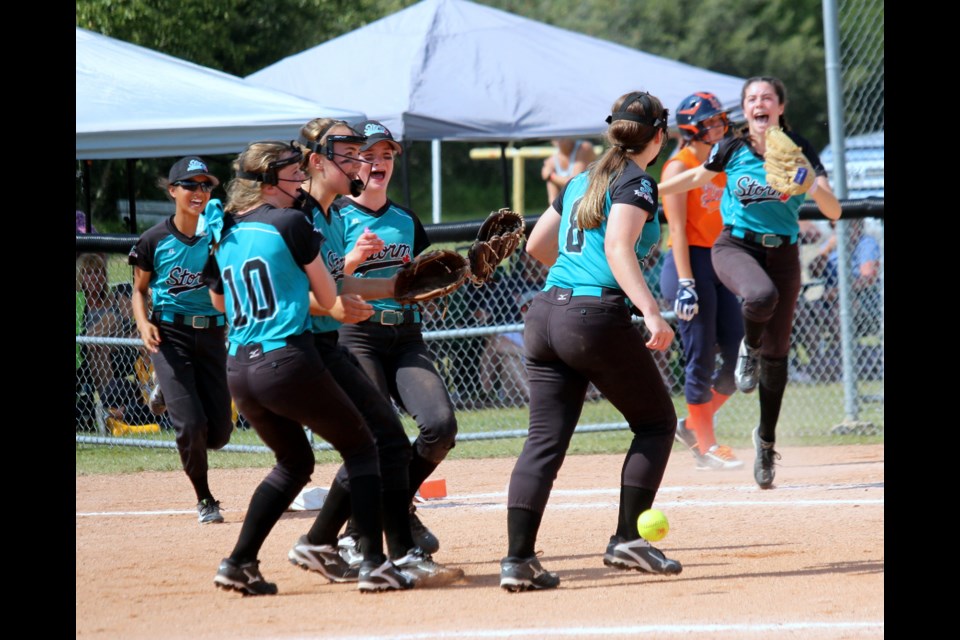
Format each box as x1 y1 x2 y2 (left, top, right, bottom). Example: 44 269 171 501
224 141 295 214
577 91 667 230
296 118 356 175
76 253 109 300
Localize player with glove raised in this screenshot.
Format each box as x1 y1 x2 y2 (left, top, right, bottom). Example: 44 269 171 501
659 77 840 490
659 92 745 471
467 208 526 286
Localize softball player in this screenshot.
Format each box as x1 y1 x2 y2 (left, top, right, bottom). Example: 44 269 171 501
500 91 683 592
659 76 842 489
292 119 461 587
335 120 457 558
658 92 745 470
207 141 411 595
128 156 232 525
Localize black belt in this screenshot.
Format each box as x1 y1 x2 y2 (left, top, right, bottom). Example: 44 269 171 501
155 311 226 329
365 309 421 325
725 226 797 248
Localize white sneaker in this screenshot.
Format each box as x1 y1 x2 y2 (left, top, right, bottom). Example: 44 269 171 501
696 444 744 471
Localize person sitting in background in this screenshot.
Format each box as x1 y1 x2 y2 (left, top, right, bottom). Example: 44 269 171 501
477 251 548 405
807 218 881 342
542 138 597 204
76 253 119 409
100 283 163 434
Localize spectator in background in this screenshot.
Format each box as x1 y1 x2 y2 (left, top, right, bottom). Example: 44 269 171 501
477 251 547 405
76 253 118 404
76 209 97 235
808 218 881 338
542 138 597 204
100 283 162 433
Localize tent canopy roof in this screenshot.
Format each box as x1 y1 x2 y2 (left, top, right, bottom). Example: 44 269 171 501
76 28 365 159
247 0 744 142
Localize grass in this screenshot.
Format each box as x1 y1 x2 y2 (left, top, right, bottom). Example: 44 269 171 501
76 380 883 476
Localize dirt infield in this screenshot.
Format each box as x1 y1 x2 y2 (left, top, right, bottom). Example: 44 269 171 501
76 444 884 639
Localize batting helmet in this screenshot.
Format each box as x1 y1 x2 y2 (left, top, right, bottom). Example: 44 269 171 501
676 92 729 142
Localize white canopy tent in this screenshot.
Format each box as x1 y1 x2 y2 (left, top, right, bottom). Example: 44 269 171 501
247 0 744 142
76 27 365 160
246 0 744 220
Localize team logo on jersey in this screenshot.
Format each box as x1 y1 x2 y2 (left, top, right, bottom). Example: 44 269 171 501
164 266 207 296
634 178 655 206
699 181 724 210
733 176 791 206
324 248 346 279
366 243 412 264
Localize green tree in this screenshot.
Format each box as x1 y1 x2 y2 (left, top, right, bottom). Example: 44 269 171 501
486 0 833 149
76 0 418 228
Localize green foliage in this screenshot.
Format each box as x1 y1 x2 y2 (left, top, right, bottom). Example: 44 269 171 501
75 0 415 77
76 0 881 225
484 0 837 151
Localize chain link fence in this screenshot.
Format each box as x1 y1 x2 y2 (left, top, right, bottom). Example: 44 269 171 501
76 208 883 453
76 0 883 452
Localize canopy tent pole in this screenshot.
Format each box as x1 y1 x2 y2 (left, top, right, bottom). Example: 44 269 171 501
499 143 510 209
126 159 137 234
401 140 412 209
83 160 92 232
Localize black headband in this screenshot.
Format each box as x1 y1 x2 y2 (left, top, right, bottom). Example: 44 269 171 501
606 92 669 131
236 142 303 186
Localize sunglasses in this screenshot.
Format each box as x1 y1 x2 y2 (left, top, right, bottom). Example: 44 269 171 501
173 180 216 193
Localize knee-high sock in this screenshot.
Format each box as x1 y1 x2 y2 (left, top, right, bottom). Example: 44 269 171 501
383 487 416 559
711 390 731 413
617 485 657 539
687 401 715 452
307 478 352 546
407 451 440 502
744 318 765 349
506 507 543 559
230 482 296 564
758 357 788 443
349 474 386 563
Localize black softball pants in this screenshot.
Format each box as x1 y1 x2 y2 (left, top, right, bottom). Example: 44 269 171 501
338 321 458 465
151 322 233 501
507 287 677 516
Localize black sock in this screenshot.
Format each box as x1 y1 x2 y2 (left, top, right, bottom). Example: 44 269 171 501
506 507 543 559
349 474 386 563
307 479 351 546
758 357 788 443
230 482 295 564
407 452 441 501
383 488 416 558
617 486 657 539
744 318 765 349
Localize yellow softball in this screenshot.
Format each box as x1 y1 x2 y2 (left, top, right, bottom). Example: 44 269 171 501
637 509 669 542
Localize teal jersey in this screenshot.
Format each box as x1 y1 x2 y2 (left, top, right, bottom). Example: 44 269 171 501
128 216 220 317
300 193 350 334
545 164 660 293
336 196 429 313
705 132 826 237
203 204 322 348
